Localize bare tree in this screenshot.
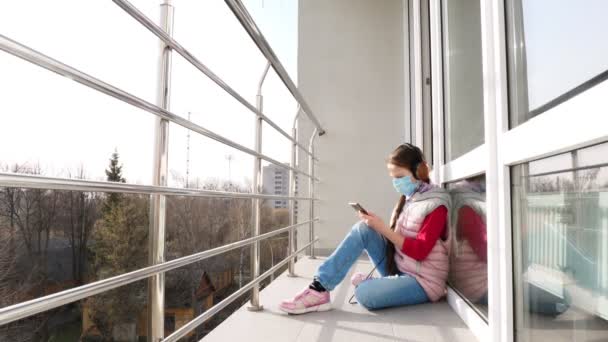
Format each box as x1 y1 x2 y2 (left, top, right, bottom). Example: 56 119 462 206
0 163 26 267
0 211 34 342
59 165 100 285
0 163 57 341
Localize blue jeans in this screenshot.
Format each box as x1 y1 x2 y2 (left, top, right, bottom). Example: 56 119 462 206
314 221 429 310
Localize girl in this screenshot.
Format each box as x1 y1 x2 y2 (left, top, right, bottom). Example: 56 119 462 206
279 143 451 314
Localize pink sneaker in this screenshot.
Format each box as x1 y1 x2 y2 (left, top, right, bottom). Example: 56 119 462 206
279 287 331 314
350 272 374 287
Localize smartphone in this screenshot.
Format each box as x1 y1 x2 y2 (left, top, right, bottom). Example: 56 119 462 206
348 202 369 215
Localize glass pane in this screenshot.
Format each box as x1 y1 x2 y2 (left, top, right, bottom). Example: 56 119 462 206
507 0 608 126
0 279 148 341
167 122 255 189
171 1 267 107
441 0 485 161
164 247 251 340
166 196 253 261
164 192 291 340
0 0 159 103
242 0 299 81
0 50 156 185
0 186 150 309
447 175 488 319
511 143 608 341
260 69 299 162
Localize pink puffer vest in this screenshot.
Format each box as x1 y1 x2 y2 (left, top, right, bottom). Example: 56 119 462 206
449 239 487 302
393 186 451 302
449 186 487 302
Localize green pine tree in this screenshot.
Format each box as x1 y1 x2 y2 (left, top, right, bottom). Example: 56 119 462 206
88 151 148 340
89 197 148 340
103 150 126 215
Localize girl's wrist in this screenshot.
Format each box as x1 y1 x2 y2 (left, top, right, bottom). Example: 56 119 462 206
381 225 394 238
385 227 404 246
383 224 393 235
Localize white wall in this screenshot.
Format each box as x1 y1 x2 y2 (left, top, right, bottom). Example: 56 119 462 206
297 0 408 256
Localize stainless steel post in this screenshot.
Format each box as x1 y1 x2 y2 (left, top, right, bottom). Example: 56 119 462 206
287 106 302 277
248 62 270 311
308 128 319 259
149 0 173 340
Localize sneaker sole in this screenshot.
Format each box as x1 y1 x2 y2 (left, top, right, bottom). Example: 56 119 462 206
280 302 332 315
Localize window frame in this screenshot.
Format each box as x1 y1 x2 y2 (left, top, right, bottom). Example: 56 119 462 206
428 0 491 340
425 1 608 342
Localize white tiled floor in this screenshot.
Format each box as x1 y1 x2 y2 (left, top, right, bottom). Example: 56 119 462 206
201 257 477 342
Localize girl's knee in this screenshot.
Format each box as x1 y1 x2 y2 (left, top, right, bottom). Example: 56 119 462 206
352 220 373 236
354 282 378 310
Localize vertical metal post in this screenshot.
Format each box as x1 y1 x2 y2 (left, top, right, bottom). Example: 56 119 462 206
308 128 319 259
148 1 173 340
248 62 270 311
186 111 191 188
287 106 302 277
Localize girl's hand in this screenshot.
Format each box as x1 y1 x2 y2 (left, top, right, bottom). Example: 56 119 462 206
358 210 388 234
358 210 404 249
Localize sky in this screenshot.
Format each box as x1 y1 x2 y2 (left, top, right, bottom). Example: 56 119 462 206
3 0 608 188
522 0 608 110
0 0 299 187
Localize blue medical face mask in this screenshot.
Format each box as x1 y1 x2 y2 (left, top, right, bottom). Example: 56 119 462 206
392 175 419 197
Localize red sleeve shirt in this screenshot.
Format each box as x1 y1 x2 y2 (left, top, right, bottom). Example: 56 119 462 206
400 205 448 261
457 206 487 262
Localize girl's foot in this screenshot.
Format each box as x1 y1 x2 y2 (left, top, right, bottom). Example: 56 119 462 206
279 287 331 314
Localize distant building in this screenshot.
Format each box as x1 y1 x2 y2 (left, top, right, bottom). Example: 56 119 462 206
262 164 298 212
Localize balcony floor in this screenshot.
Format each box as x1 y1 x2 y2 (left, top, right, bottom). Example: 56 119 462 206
201 257 476 342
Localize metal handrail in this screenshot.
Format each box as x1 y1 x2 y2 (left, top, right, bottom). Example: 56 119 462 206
0 34 319 181
0 0 326 335
112 0 317 159
0 219 319 326
257 61 272 96
0 172 319 201
224 0 326 136
163 237 319 342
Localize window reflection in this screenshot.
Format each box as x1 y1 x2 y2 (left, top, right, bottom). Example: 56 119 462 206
448 175 488 318
512 142 608 342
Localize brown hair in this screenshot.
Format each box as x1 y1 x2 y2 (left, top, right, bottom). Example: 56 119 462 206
384 143 430 275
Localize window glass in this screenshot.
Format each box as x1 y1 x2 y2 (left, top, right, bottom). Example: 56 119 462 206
441 0 485 161
507 0 608 126
1 0 300 340
447 175 488 319
511 142 608 341
0 0 157 185
0 280 148 341
0 186 150 339
0 0 159 103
